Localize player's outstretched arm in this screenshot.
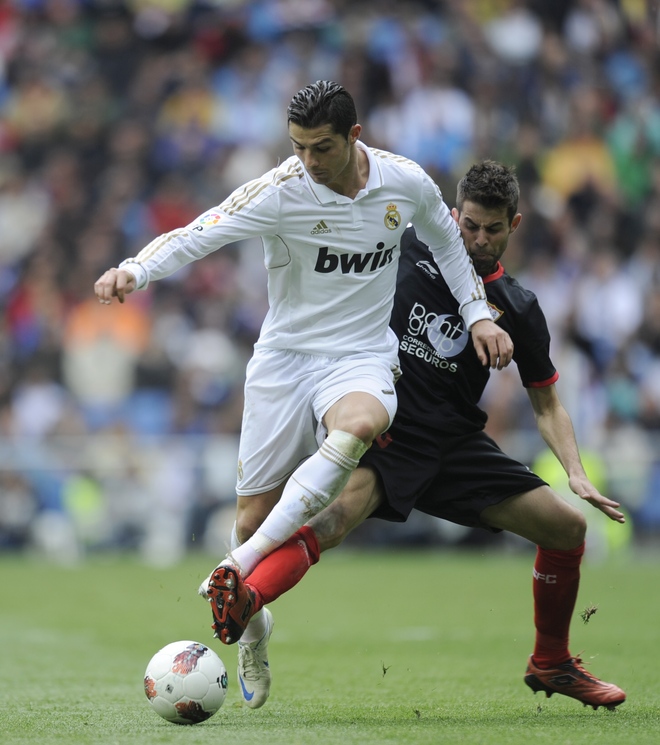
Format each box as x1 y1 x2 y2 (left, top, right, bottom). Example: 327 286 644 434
470 319 513 370
94 268 137 305
527 385 626 523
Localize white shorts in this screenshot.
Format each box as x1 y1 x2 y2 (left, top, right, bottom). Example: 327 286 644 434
236 348 400 496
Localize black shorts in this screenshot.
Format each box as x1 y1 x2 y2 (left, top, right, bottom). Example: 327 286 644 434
362 417 547 532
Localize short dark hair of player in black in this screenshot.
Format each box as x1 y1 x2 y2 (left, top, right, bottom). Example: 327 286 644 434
456 160 520 225
287 80 358 140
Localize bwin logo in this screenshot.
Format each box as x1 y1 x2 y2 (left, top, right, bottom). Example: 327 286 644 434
416 260 439 279
314 242 395 274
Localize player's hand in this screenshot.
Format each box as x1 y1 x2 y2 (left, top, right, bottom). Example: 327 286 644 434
470 319 513 370
94 268 136 304
569 476 626 523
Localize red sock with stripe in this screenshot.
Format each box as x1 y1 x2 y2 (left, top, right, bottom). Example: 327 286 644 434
246 525 321 613
532 542 585 668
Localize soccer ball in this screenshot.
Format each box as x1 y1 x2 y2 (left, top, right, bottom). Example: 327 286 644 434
144 640 228 724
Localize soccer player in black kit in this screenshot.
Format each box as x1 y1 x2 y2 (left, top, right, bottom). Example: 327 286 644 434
208 161 627 711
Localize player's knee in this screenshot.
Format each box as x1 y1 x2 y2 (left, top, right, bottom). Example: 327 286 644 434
328 408 390 447
354 422 383 446
546 505 587 550
567 508 587 547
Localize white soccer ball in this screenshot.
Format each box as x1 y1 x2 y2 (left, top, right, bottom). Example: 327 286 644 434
144 640 228 724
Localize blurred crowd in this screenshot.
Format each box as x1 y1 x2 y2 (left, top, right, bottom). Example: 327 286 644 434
1 0 659 562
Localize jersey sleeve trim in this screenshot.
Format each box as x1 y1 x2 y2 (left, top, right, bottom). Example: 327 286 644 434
118 260 148 289
526 371 559 388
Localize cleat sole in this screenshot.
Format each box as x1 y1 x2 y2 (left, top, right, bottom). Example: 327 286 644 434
205 564 255 646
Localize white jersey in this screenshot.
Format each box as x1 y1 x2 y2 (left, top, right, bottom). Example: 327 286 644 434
120 141 489 358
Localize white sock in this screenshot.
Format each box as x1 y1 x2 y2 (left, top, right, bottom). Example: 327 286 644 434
231 431 367 576
240 609 268 644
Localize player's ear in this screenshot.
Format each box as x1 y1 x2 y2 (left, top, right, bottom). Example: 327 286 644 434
451 207 459 224
349 124 361 143
510 213 522 233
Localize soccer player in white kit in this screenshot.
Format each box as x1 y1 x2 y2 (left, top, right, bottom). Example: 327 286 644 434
94 81 513 706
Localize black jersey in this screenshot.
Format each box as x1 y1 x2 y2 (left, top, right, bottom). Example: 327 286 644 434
392 226 558 434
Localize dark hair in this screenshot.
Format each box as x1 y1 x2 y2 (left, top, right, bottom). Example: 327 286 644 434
456 160 520 224
287 81 357 139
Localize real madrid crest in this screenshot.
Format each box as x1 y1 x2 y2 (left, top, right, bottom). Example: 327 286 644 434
384 203 401 230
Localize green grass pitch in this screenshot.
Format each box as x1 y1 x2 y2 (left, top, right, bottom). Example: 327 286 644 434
1 547 658 744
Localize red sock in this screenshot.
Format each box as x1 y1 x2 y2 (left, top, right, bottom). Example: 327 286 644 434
246 525 321 612
532 542 585 669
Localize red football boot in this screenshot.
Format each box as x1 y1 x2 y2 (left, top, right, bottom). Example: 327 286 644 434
524 655 626 710
203 563 256 645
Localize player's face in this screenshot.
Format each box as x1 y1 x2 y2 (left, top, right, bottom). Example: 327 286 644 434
289 122 359 189
453 201 521 277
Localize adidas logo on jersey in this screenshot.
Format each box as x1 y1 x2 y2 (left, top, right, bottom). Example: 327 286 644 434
311 220 331 235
